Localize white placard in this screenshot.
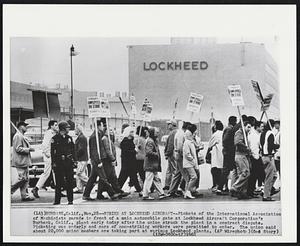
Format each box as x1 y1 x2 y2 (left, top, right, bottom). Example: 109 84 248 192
227 85 245 106
144 103 153 122
87 96 111 118
130 95 137 115
186 92 204 113
141 98 150 116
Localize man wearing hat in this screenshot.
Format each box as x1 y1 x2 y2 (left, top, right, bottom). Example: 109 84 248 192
163 119 178 190
11 121 35 201
51 121 75 205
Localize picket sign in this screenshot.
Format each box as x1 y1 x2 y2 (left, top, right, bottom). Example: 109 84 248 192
87 96 112 158
137 98 152 146
251 80 274 130
186 92 204 123
227 85 248 147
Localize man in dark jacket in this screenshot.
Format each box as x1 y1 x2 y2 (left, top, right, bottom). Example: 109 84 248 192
73 124 89 194
142 127 169 200
216 116 237 195
51 121 75 205
260 122 280 201
82 119 119 201
230 120 252 199
163 119 177 190
97 124 130 199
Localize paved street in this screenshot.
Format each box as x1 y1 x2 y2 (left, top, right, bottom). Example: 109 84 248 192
11 145 281 206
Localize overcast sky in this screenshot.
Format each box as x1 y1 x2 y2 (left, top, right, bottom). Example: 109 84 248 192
10 37 278 93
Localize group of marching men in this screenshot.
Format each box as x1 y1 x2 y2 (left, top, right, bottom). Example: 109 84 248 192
206 115 280 201
11 113 280 204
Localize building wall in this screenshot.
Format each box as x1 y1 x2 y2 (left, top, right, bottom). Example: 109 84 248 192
128 43 279 124
10 81 133 132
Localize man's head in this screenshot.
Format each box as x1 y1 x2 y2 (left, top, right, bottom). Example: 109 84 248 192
247 116 257 127
148 127 159 140
269 119 275 128
274 120 280 130
241 114 248 123
187 124 197 135
228 116 237 127
58 121 71 135
254 121 263 133
166 119 177 130
96 118 107 132
48 120 58 132
121 123 130 133
17 121 28 133
182 121 191 131
215 120 224 131
243 121 252 133
75 124 84 136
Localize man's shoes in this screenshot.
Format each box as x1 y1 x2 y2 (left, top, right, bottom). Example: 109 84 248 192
53 202 60 205
248 193 259 198
159 194 170 200
119 192 130 198
60 193 67 197
143 196 155 200
237 193 251 200
211 186 218 193
271 187 280 196
73 188 83 194
163 186 169 191
184 191 195 199
97 195 109 200
216 190 229 196
22 197 35 201
41 186 48 191
192 191 204 198
110 194 120 200
138 192 143 197
31 187 40 198
82 196 95 201
262 197 275 202
68 201 73 205
169 192 181 198
230 189 238 197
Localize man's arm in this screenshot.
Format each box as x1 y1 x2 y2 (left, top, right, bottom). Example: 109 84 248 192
89 135 101 164
102 136 116 162
234 130 249 153
145 140 159 158
14 134 30 154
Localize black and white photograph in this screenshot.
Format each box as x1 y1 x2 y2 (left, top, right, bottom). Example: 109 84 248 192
2 4 296 243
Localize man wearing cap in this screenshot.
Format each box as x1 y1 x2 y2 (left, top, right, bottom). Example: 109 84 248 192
11 121 35 201
51 121 75 205
163 119 178 191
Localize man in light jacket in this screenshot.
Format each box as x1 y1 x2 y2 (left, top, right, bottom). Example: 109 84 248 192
182 124 198 199
168 121 191 197
32 120 58 198
11 121 35 201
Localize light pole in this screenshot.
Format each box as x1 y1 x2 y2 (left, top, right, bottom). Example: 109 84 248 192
70 44 74 119
70 44 79 120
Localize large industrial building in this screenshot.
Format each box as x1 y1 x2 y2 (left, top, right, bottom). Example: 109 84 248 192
128 41 279 123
